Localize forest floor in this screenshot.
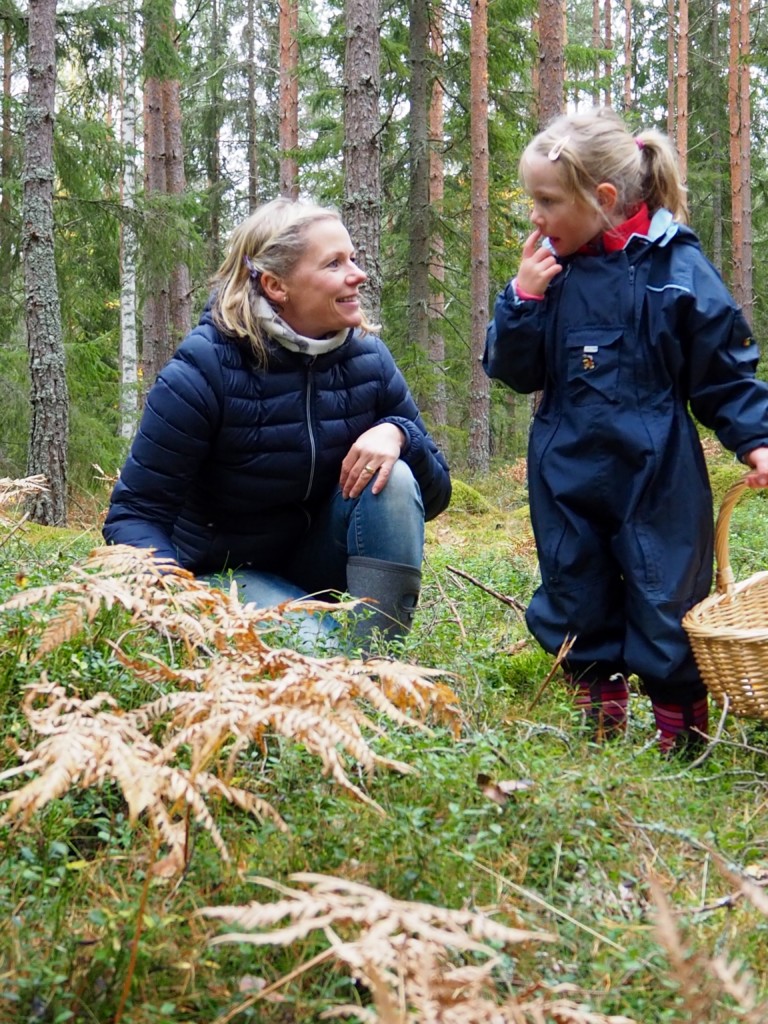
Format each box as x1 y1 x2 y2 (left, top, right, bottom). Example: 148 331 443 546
2 447 768 1023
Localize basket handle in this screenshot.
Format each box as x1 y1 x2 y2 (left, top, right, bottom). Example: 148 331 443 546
714 477 751 596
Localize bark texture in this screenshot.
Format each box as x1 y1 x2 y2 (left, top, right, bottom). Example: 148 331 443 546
343 0 382 323
537 0 565 126
279 0 299 198
407 0 431 383
467 0 490 472
23 0 68 524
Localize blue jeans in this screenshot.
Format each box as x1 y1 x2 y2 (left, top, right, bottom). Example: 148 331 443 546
207 461 425 643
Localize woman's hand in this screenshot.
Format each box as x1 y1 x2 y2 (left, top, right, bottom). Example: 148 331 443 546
743 447 768 488
516 228 562 297
340 423 406 499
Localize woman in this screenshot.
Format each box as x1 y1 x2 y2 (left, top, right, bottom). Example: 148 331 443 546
104 198 451 649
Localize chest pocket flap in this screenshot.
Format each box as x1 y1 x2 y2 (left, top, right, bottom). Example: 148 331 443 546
565 327 622 403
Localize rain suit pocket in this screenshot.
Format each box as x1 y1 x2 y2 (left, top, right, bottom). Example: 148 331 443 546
565 327 622 404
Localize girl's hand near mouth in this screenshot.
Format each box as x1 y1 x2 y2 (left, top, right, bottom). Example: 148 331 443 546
516 229 562 298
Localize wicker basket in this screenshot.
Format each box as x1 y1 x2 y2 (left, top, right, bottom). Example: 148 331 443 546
682 477 768 719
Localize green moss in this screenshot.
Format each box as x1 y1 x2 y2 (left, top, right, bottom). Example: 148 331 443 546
447 478 494 514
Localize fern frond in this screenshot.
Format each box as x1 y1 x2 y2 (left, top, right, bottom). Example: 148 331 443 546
199 874 633 1024
0 682 286 871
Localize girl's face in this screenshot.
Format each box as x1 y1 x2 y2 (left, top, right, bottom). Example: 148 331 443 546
276 219 368 338
523 154 606 257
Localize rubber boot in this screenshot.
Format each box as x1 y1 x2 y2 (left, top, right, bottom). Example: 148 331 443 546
346 556 422 649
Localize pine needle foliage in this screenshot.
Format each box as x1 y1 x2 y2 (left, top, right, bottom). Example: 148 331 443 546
0 544 462 872
200 872 636 1024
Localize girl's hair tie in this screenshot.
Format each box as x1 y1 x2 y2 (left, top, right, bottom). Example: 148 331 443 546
243 254 262 283
635 138 645 150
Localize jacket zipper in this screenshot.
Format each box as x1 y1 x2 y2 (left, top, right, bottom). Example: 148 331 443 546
303 364 317 501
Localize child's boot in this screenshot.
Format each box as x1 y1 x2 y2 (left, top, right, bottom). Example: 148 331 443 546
569 672 629 740
651 697 709 755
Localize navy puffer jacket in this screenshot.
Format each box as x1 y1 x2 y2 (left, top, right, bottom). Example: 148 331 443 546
103 308 451 572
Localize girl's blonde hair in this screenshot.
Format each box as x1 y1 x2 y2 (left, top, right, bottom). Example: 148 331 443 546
211 198 373 364
521 106 688 223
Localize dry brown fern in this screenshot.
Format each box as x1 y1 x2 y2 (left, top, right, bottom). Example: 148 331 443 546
649 871 768 1023
0 678 287 875
0 544 463 744
200 874 636 1024
0 546 463 868
0 474 49 534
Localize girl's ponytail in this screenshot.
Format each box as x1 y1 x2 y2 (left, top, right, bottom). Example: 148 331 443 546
635 129 689 222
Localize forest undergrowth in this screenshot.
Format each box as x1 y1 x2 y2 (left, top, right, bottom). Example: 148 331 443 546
2 450 768 1023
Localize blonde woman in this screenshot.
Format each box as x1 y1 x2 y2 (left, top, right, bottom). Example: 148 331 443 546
105 199 451 647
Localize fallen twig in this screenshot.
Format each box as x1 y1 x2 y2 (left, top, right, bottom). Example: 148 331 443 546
445 563 527 619
425 556 467 640
526 634 577 713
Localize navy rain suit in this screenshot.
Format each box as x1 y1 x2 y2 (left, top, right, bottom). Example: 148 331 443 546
484 210 768 700
104 306 451 582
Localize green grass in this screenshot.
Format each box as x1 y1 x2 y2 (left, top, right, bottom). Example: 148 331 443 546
2 459 768 1022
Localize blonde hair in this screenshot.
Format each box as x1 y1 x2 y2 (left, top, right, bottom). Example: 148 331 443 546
210 198 373 364
521 106 688 224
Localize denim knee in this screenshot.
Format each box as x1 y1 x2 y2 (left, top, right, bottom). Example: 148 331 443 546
350 460 425 566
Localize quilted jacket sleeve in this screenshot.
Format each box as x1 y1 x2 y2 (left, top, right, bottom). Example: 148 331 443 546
373 341 452 520
102 331 224 562
483 280 549 394
681 255 768 460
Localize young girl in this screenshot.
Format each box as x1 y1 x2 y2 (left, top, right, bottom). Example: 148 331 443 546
484 107 768 752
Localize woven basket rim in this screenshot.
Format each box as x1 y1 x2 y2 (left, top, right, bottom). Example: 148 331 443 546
682 478 768 718
682 568 768 634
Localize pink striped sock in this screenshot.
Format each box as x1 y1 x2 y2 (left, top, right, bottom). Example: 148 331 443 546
573 675 629 738
652 698 709 753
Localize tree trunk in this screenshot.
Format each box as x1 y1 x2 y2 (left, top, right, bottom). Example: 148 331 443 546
603 0 612 105
23 0 68 524
141 0 189 388
407 0 430 391
427 7 446 432
728 0 744 304
711 10 722 271
676 0 688 181
666 0 675 137
206 0 223 265
467 0 490 473
164 77 191 342
591 0 600 104
119 0 139 440
343 0 382 325
246 0 259 212
623 0 632 112
1 18 13 301
531 12 540 121
278 0 299 198
538 0 565 126
738 0 752 320
141 70 171 385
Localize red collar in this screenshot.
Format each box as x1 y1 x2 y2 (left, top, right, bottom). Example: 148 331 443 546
580 203 652 254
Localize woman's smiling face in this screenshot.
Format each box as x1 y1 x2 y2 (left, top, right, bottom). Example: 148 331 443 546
277 218 368 339
522 154 605 257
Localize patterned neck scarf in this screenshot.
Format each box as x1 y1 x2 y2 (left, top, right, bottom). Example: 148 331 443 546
257 296 350 356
